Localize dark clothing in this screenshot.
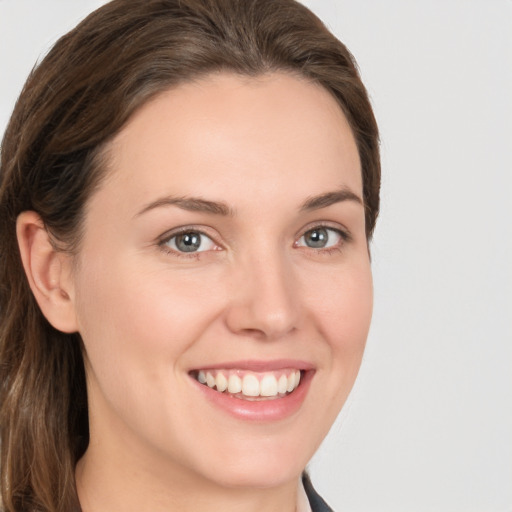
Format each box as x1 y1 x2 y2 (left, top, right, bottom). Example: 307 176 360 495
303 473 334 512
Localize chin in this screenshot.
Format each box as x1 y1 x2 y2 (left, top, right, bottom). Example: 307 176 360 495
191 433 314 490
209 461 304 490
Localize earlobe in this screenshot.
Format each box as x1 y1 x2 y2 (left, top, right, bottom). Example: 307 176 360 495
16 211 78 333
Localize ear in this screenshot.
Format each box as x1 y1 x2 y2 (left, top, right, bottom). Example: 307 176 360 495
16 211 78 333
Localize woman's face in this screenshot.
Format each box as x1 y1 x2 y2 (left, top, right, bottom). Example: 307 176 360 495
71 73 372 489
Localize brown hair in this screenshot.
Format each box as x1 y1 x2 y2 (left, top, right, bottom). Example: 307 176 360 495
0 0 380 510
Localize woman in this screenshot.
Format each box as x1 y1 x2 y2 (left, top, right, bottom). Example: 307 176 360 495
0 0 380 511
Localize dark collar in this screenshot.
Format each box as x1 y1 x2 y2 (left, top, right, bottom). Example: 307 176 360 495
302 472 334 512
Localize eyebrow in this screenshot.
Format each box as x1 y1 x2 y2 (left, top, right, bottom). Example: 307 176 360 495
136 196 234 217
300 188 363 211
136 187 362 218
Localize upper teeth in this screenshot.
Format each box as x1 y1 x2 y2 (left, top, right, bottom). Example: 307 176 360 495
196 369 301 398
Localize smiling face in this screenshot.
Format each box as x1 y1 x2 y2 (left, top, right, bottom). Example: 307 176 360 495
71 72 372 498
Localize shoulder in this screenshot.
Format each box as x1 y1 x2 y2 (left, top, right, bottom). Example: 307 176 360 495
302 472 335 512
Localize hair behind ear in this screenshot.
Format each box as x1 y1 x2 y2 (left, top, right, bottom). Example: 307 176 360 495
0 213 87 511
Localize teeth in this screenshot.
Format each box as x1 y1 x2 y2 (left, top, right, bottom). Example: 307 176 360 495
228 374 242 394
277 374 288 394
195 369 302 399
242 374 260 396
260 374 278 397
216 372 228 392
206 372 215 388
286 372 296 392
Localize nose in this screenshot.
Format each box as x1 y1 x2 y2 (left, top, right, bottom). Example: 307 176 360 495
224 251 301 340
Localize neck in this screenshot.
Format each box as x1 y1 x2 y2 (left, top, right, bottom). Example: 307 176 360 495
76 442 300 512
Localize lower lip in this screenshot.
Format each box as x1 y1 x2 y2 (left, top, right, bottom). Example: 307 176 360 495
191 371 314 422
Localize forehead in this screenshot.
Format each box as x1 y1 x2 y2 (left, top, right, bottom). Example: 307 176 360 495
92 72 361 216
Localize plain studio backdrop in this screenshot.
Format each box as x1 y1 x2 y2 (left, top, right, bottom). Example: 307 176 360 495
1 1 511 511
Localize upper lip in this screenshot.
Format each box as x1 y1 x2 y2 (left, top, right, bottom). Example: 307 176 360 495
190 359 315 372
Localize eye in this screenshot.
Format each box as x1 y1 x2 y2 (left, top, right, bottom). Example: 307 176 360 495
163 230 217 253
296 226 344 249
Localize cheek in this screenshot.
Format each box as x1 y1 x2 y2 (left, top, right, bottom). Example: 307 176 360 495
283 258 373 448
304 258 373 388
73 257 225 389
309 259 372 345
72 256 230 456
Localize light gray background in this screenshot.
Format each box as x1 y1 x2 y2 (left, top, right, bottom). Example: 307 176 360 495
1 1 511 511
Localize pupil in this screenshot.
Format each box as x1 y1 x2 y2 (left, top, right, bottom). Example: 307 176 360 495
177 232 201 252
306 228 327 248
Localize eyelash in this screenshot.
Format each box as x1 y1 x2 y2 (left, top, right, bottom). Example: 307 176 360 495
295 224 351 256
158 226 219 259
157 223 351 259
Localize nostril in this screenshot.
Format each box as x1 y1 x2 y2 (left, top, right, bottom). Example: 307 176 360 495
224 261 300 338
224 301 299 339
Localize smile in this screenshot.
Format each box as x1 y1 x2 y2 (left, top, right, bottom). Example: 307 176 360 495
193 369 302 400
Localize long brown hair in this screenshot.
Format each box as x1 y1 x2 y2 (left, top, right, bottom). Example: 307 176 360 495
0 0 380 510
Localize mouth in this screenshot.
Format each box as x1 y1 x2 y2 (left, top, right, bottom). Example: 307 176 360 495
190 368 302 401
189 360 314 421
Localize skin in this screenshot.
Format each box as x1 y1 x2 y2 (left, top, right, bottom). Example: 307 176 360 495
19 72 373 512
